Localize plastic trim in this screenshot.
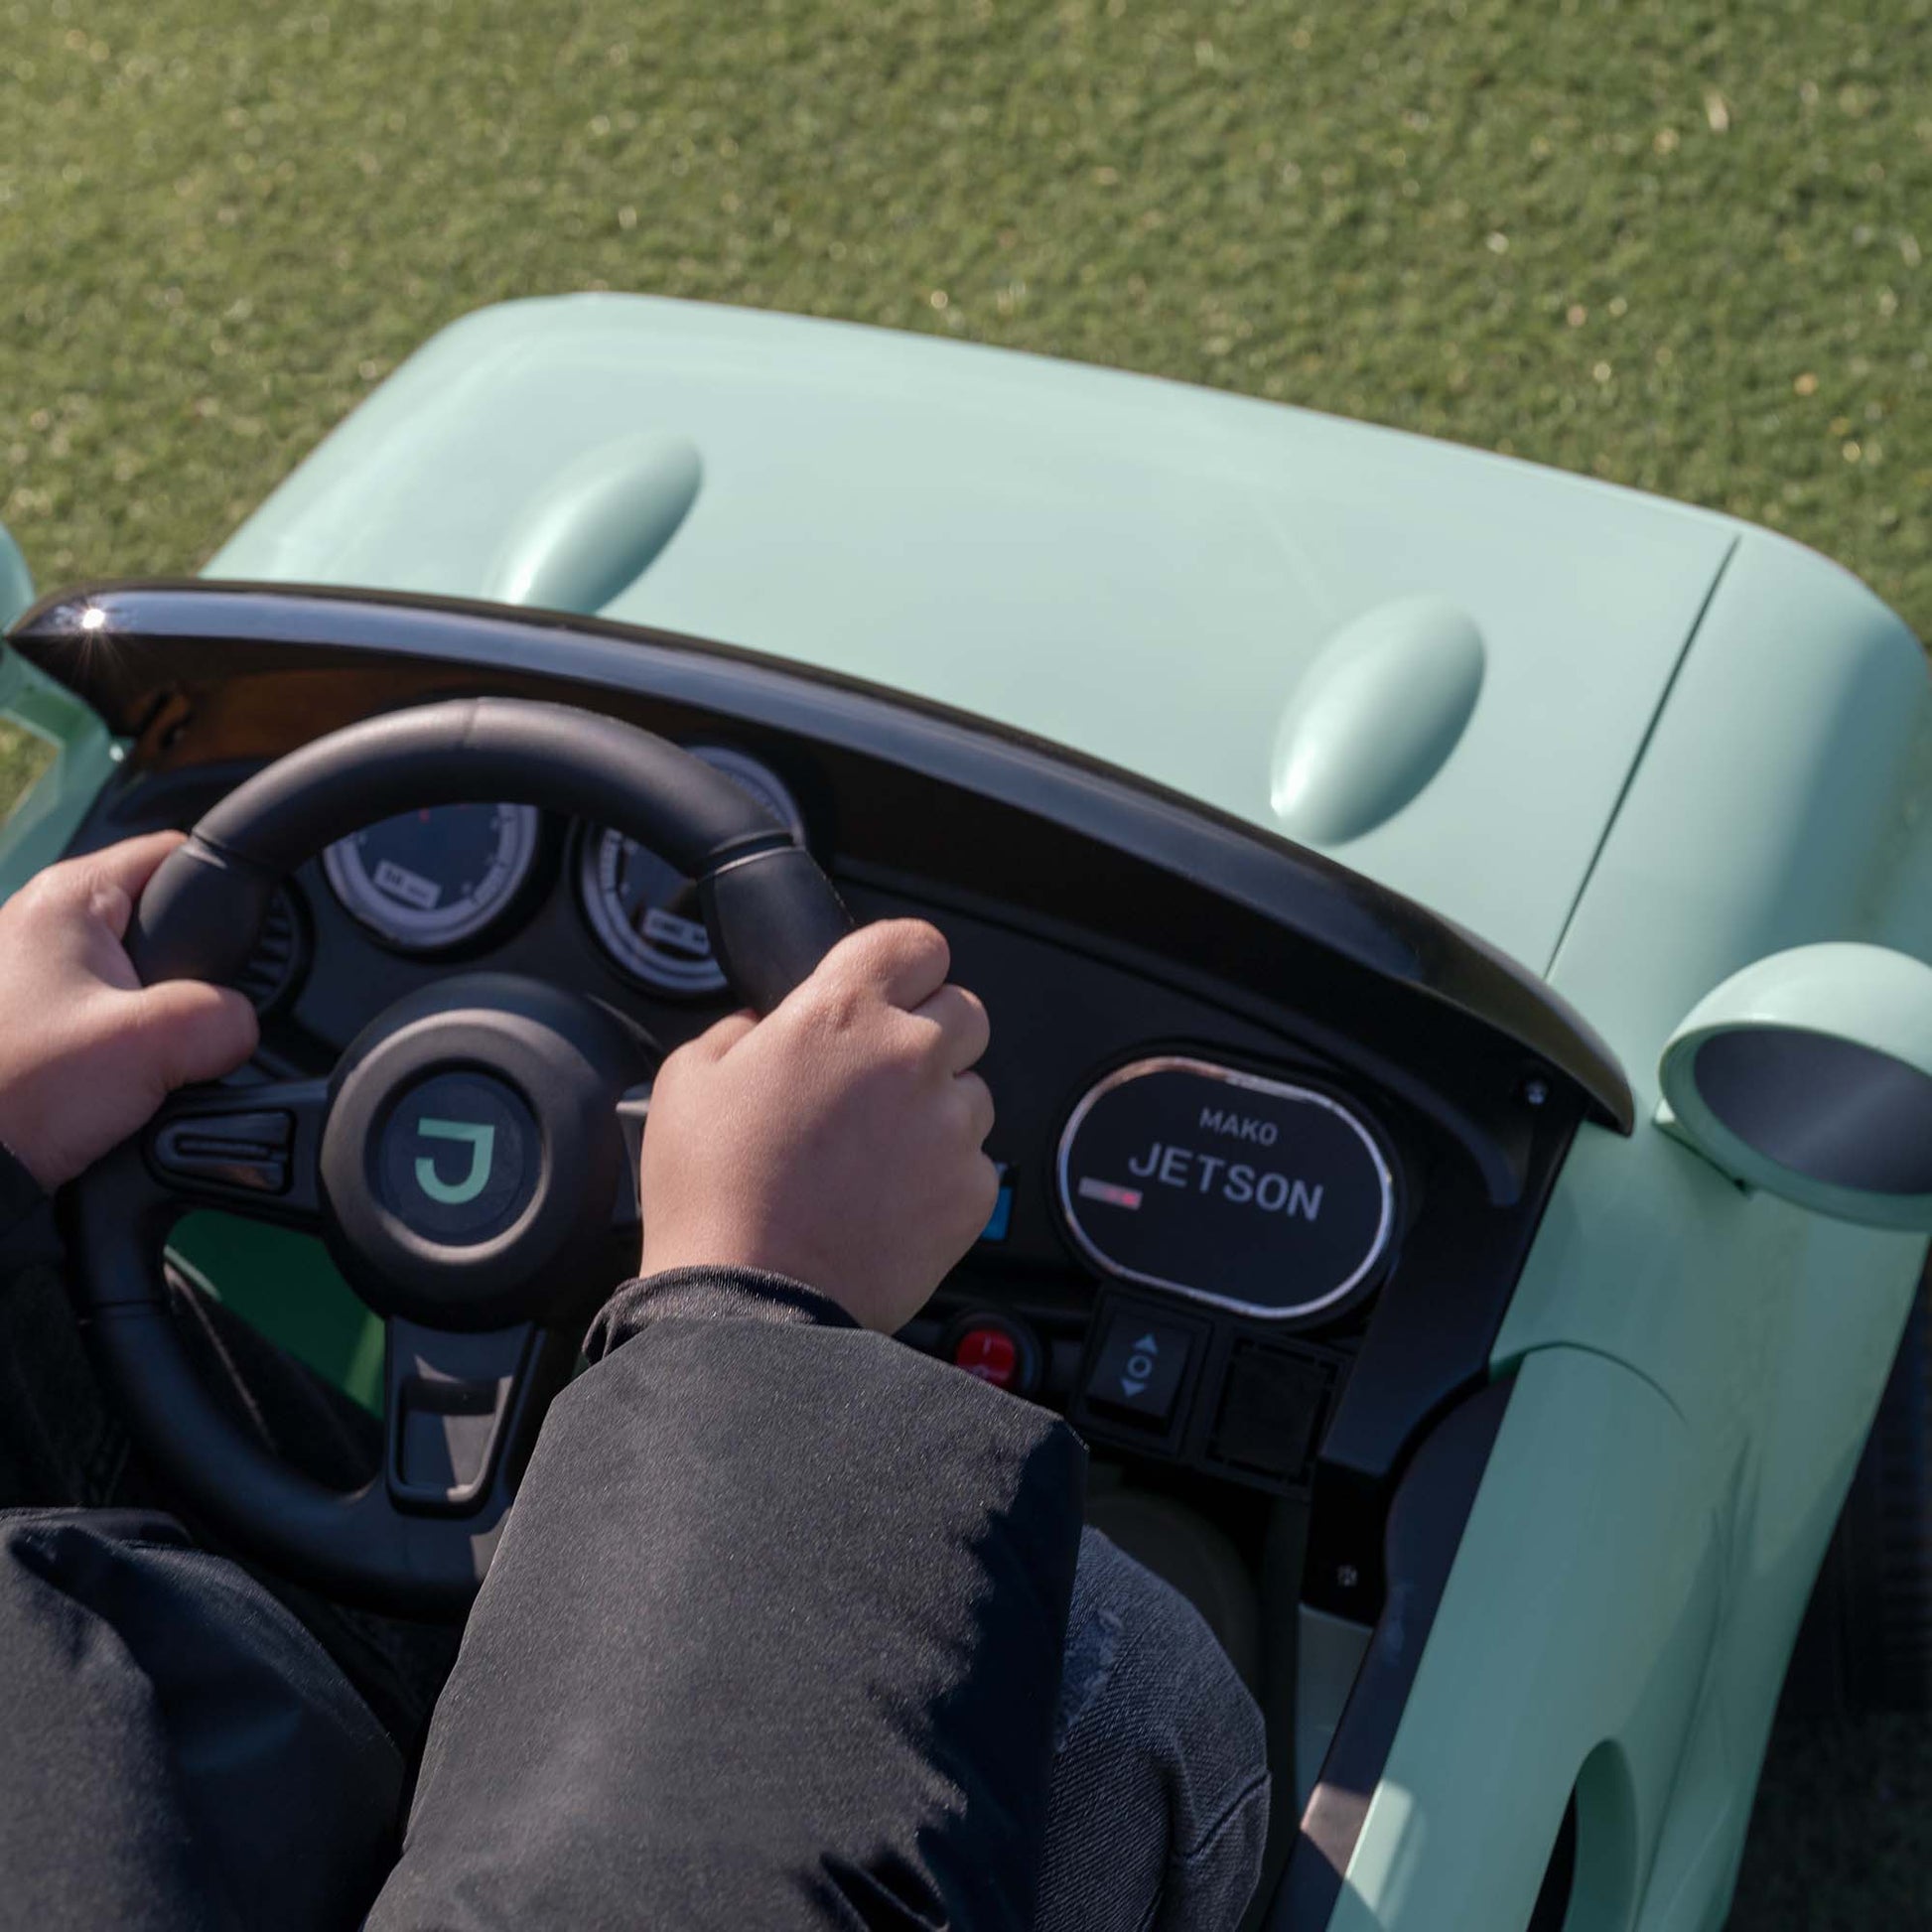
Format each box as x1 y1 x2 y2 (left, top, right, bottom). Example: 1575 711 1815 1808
5 578 1636 1137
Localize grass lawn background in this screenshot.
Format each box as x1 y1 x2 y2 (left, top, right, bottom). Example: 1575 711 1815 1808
2 1 1928 1918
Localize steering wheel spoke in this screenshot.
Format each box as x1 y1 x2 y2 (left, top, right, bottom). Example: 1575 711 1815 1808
611 1086 651 1231
144 1077 330 1228
381 1318 574 1518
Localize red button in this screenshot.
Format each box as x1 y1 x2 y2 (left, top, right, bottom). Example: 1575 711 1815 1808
954 1325 1020 1388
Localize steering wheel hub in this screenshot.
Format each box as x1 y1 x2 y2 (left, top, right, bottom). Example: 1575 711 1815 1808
320 974 646 1332
376 1073 539 1244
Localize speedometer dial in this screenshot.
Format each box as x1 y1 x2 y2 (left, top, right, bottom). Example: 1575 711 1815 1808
580 748 805 995
323 802 541 951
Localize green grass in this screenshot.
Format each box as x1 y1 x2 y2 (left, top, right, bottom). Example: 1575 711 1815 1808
1 0 1928 639
2 1 1928 1919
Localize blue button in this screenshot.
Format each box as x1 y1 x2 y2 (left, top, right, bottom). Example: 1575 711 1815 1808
979 1168 1013 1243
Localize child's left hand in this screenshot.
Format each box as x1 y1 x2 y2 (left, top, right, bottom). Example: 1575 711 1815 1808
0 833 259 1190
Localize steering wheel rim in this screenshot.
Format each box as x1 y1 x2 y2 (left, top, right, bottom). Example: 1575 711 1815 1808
65 698 853 1617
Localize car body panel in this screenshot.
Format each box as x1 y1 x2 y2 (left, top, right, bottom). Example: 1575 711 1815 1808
0 525 33 631
207 294 1736 975
1339 532 1932 1926
0 641 123 897
1333 1343 1719 1929
1510 532 1932 1388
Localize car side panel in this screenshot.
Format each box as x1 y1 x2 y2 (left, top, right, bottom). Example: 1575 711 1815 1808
1332 530 1932 1928
0 645 121 897
1329 1343 1717 1930
0 524 32 630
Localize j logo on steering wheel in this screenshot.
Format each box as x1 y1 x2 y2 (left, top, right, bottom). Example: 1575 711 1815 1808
415 1119 497 1206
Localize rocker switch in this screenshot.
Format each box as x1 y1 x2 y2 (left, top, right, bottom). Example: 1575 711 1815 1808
1085 1314 1190 1429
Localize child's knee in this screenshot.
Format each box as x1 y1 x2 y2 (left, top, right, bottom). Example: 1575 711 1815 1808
1038 1528 1269 1932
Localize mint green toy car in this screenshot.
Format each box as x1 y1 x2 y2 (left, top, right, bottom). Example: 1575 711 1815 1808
3 296 1930 1930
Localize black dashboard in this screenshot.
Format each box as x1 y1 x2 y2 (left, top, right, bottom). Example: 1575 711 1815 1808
13 579 1633 1634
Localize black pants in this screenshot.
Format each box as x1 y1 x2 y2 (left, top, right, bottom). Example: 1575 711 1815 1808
0 1508 1270 1932
0 1260 1268 1930
0 1509 403 1931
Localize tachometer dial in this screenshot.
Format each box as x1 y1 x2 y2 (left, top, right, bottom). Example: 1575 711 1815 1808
322 802 541 951
580 748 805 995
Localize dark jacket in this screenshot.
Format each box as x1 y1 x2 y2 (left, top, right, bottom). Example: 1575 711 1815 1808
0 1151 1087 1931
373 1269 1086 1930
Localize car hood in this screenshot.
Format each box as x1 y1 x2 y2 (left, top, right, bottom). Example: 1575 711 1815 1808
208 294 1736 974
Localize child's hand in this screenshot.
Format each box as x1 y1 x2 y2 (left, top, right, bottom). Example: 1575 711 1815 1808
636 919 997 1333
0 833 260 1190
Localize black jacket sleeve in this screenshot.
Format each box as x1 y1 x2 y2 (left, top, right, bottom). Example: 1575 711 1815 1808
366 1267 1088 1932
0 1140 53 1258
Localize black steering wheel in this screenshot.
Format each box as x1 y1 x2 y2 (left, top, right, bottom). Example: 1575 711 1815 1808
66 698 852 1616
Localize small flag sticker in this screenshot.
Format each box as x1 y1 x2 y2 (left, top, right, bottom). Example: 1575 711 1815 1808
1077 1177 1144 1211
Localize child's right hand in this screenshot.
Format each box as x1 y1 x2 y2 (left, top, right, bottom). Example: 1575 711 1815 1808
635 919 997 1334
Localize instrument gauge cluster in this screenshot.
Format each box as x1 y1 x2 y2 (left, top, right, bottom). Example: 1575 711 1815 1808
317 749 806 996
578 747 806 995
322 802 541 951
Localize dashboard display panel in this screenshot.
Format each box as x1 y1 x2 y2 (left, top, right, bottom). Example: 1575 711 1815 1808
580 747 805 995
322 802 540 951
1057 1056 1397 1320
